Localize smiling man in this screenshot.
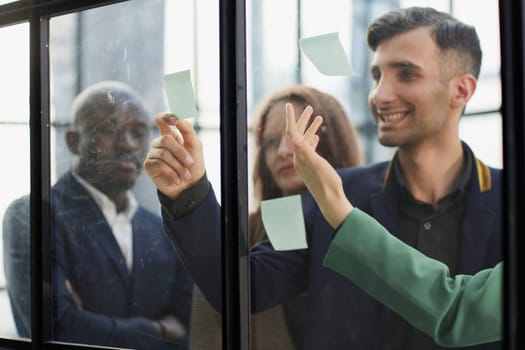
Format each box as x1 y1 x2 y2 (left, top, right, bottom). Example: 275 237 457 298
356 10 502 348
144 7 502 349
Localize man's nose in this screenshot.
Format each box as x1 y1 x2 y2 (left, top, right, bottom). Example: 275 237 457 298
370 77 397 106
117 130 139 148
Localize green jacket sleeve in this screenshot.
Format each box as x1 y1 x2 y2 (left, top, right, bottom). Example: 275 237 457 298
323 208 502 347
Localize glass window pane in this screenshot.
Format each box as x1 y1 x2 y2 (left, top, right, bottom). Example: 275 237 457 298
455 0 501 114
0 22 30 339
247 1 502 349
48 1 220 348
460 113 502 168
0 0 22 6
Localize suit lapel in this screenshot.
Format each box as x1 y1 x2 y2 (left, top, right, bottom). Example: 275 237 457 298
367 155 496 275
130 212 144 283
128 210 159 296
370 162 401 236
54 173 131 282
456 162 496 274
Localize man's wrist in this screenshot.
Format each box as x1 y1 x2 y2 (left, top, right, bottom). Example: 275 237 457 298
316 186 352 228
159 173 210 219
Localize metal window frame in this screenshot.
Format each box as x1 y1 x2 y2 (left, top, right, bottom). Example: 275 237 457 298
219 0 250 349
499 0 525 349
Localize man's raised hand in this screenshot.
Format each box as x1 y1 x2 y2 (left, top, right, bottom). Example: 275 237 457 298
144 113 205 199
285 103 353 228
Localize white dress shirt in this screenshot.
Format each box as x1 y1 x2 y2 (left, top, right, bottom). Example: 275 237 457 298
72 172 138 272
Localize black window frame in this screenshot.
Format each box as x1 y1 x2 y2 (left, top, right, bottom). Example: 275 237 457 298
0 0 522 349
499 0 525 349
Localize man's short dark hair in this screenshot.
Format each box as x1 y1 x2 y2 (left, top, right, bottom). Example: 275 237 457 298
367 6 482 79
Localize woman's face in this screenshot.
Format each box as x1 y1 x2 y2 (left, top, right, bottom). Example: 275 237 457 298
262 100 305 195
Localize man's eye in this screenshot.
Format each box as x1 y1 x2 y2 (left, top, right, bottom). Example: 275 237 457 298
132 127 149 140
370 67 381 84
399 70 416 81
371 72 380 84
93 126 114 136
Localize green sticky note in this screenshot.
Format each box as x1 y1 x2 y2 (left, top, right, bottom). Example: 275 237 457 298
162 70 199 119
260 195 308 251
299 32 353 76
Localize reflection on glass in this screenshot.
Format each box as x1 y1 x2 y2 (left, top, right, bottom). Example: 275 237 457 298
0 0 19 5
48 0 220 349
248 86 365 349
0 23 30 339
247 2 502 349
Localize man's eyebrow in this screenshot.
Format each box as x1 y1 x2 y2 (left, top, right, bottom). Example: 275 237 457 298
390 61 421 70
370 60 422 73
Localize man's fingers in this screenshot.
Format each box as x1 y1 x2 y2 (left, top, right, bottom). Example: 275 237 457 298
295 134 319 164
287 105 325 154
286 104 315 144
296 105 314 134
155 113 178 136
310 134 320 149
304 116 323 147
65 279 73 294
159 316 187 341
65 279 83 309
286 103 299 142
153 116 196 167
174 119 199 166
147 136 192 180
174 120 197 150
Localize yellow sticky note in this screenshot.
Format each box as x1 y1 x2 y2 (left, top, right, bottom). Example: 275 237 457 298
260 195 308 251
162 70 199 119
299 32 353 76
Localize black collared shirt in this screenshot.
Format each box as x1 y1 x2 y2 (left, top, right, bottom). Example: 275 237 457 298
381 143 473 350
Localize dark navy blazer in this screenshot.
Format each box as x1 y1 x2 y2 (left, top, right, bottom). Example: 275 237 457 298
4 172 193 349
161 146 502 350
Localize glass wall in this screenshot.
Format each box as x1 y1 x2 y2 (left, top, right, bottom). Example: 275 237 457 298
0 0 222 349
0 22 30 340
0 0 517 349
47 1 220 348
246 0 501 167
245 0 502 349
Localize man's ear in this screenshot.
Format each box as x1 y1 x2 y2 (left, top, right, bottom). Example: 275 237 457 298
451 74 477 109
65 129 80 154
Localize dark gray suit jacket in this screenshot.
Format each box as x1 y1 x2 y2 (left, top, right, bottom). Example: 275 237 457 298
3 172 193 349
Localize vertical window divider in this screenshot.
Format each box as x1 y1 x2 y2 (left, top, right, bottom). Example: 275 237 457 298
499 1 525 349
29 8 47 349
219 0 250 349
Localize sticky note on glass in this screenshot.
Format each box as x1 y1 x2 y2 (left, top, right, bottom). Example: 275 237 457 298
162 70 198 119
299 32 352 76
260 195 307 251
